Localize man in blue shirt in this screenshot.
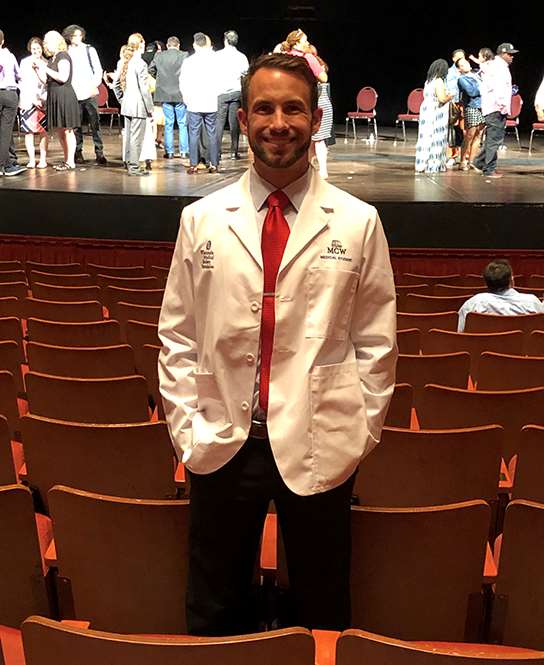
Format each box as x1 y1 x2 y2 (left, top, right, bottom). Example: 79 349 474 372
458 260 544 331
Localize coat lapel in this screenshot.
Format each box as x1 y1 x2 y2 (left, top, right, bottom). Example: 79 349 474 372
225 171 263 270
279 170 333 274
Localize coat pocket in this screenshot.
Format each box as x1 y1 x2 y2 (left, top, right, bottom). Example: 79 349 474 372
305 268 359 340
193 370 225 423
309 361 367 487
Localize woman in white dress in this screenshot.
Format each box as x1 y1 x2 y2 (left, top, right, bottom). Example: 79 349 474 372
19 37 49 168
415 59 453 174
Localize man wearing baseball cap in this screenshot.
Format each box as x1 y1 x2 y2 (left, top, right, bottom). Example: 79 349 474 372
472 43 518 179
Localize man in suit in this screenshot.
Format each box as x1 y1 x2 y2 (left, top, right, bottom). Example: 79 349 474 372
149 36 189 159
159 53 397 636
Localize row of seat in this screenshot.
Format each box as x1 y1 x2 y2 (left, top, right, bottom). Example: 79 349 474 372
0 260 169 279
393 273 544 288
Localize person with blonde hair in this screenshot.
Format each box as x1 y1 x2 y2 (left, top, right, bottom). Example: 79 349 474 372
113 32 154 176
35 30 80 170
18 37 49 168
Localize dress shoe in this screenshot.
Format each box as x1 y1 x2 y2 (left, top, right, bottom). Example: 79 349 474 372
128 168 149 176
163 152 174 159
208 165 219 174
187 166 199 174
145 160 153 171
230 152 241 160
95 153 108 165
74 152 85 164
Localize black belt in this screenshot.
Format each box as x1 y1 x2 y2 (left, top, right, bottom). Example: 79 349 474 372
249 420 268 439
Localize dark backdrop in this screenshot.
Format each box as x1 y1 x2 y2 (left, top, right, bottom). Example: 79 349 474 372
2 2 542 129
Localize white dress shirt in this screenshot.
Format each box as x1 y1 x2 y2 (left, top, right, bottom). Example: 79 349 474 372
458 288 544 332
480 56 512 117
216 45 249 95
68 43 103 101
18 56 47 110
179 49 220 113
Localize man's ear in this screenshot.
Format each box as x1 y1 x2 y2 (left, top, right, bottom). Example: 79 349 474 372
237 107 248 135
311 107 323 137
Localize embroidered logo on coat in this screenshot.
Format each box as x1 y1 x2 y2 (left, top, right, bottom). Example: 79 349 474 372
200 241 215 269
320 240 352 262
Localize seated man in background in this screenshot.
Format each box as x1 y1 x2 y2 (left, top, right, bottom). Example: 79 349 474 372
458 259 544 331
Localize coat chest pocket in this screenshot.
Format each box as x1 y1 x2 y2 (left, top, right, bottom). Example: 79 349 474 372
305 268 359 340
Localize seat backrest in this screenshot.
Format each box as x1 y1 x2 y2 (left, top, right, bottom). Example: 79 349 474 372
418 384 544 461
126 320 160 372
350 500 490 640
527 330 544 356
32 283 101 303
115 302 161 329
0 415 16 484
27 318 121 347
25 371 150 423
88 264 146 278
0 485 51 627
0 296 19 319
29 271 95 288
465 312 544 338
150 265 170 277
23 298 103 323
0 340 24 395
354 425 502 507
0 316 24 361
396 352 470 410
22 617 315 665
397 312 458 335
396 284 432 311
27 342 137 379
403 294 469 314
97 82 109 107
25 262 83 276
0 371 20 438
424 329 524 382
336 628 544 665
0 270 27 285
0 261 23 272
509 94 523 119
356 86 378 112
492 500 544 649
141 344 163 418
104 286 164 309
406 88 424 114
0 281 28 300
527 275 544 288
513 425 544 502
478 352 544 390
21 415 176 510
399 273 461 288
48 485 190 633
433 284 486 297
396 328 420 355
384 383 412 428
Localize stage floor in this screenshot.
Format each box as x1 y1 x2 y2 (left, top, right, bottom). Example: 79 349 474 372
1 126 544 248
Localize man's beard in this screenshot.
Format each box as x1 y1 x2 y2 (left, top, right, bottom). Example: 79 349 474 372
249 134 311 169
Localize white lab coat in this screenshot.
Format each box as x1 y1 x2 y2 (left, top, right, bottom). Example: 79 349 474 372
158 168 398 496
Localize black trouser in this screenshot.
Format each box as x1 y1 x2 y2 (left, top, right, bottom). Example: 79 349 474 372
0 90 19 169
473 111 506 175
186 435 355 636
75 96 104 155
216 91 241 157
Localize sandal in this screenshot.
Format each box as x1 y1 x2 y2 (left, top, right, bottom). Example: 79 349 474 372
36 162 48 169
54 163 76 171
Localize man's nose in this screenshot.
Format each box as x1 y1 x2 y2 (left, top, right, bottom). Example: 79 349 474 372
269 108 289 130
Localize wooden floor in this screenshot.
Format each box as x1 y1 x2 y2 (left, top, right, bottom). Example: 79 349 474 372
2 126 544 204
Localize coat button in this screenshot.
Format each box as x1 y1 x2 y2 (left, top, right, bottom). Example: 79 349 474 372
241 401 250 411
246 353 255 364
251 301 260 312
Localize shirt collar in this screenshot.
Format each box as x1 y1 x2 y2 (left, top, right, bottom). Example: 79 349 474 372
249 165 312 214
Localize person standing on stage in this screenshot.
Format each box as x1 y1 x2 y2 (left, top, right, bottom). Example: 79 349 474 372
149 36 189 159
179 32 220 174
471 43 518 179
0 29 26 176
113 33 154 177
36 31 80 171
63 24 107 165
445 48 465 168
158 52 397 636
456 57 485 171
19 37 49 169
535 74 544 122
415 59 453 173
215 30 249 161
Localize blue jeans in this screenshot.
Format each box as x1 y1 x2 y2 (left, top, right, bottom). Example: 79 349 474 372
162 102 188 155
188 111 218 166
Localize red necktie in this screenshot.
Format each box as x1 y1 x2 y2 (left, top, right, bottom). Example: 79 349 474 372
259 190 291 413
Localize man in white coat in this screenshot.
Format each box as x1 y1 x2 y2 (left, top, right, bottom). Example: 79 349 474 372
159 53 397 636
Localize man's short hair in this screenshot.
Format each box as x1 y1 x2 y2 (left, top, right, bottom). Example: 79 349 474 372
241 53 318 112
62 24 86 43
452 48 465 62
224 30 238 46
167 36 180 48
193 32 208 48
483 260 512 292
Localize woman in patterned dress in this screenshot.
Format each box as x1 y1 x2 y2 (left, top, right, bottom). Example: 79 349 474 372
18 37 48 168
415 59 453 173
